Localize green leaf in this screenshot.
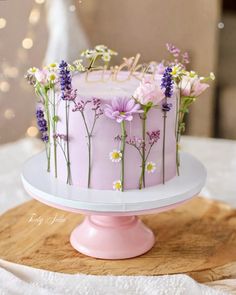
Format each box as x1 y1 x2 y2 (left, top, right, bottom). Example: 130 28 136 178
53 115 60 123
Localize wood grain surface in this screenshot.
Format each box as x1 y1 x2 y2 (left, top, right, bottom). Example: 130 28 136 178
0 197 236 283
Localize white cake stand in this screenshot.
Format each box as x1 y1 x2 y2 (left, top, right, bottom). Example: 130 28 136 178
21 152 206 260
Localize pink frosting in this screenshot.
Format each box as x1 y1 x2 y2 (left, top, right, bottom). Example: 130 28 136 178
52 71 177 190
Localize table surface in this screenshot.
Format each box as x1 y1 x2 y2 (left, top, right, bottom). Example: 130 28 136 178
0 136 236 214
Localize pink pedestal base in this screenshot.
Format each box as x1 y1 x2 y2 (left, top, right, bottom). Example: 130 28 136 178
70 215 155 259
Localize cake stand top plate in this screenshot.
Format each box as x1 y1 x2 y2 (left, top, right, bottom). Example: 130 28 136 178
21 152 206 214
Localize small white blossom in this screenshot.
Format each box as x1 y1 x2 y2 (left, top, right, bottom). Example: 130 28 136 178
113 180 122 191
146 162 156 174
81 49 96 59
109 149 122 163
27 67 38 75
210 72 215 80
47 63 58 71
95 44 108 52
102 52 111 62
73 59 85 71
171 64 183 78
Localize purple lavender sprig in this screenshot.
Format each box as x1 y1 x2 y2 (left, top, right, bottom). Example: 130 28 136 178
59 60 77 101
73 97 103 188
161 67 174 98
36 109 48 142
161 67 174 184
59 60 77 185
36 108 50 172
162 102 172 112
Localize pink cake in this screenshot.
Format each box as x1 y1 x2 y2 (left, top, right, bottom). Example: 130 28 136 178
26 44 213 192
54 71 177 190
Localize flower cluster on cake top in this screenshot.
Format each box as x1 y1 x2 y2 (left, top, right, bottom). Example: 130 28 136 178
25 44 215 191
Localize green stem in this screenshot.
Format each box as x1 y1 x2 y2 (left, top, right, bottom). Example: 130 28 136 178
44 91 51 173
176 131 181 176
81 112 92 188
52 88 57 178
87 135 91 188
65 101 72 185
120 121 126 191
162 109 167 184
139 112 147 189
175 90 180 176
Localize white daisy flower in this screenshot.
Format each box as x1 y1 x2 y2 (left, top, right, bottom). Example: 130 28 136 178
27 67 38 75
146 162 156 174
113 180 122 191
210 72 215 80
47 63 58 71
81 49 96 59
73 59 85 71
109 149 122 163
47 72 57 82
102 52 111 62
95 44 108 52
171 65 183 78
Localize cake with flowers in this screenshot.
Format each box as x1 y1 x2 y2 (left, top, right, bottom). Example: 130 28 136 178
26 44 214 191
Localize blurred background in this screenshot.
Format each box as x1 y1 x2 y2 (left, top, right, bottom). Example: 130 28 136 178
0 0 235 144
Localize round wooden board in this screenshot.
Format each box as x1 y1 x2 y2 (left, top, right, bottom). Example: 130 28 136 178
0 197 236 283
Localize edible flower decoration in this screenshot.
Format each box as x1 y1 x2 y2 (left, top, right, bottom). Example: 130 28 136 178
109 150 122 163
133 77 164 189
104 97 141 191
146 162 156 174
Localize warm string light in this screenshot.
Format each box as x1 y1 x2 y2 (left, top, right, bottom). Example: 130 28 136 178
2 65 19 78
29 8 41 25
0 81 10 92
0 18 6 29
218 22 224 29
26 126 39 137
4 108 15 120
22 38 34 49
35 0 45 4
0 2 44 137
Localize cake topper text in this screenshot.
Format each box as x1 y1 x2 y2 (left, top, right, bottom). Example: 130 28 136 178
84 54 159 83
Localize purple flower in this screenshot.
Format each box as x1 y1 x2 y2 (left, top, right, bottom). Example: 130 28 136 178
41 134 49 142
35 108 48 142
182 52 190 64
126 136 145 150
59 60 77 101
147 130 160 145
104 97 142 123
54 133 68 141
166 43 181 58
161 67 174 98
36 109 44 119
161 102 172 112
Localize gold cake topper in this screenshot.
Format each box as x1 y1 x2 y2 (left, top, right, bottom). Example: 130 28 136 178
80 45 158 83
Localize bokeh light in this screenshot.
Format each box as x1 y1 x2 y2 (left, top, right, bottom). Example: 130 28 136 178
0 81 10 92
26 126 39 137
22 38 34 49
29 8 41 25
4 108 15 120
0 18 6 29
35 0 45 4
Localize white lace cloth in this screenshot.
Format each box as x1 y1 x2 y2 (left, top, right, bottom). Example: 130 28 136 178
0 259 229 295
0 136 235 295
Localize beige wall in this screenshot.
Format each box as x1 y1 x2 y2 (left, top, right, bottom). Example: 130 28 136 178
0 0 221 144
78 0 221 136
0 0 47 144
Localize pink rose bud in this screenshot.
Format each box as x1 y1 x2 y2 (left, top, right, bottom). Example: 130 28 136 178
133 77 165 106
180 76 209 97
